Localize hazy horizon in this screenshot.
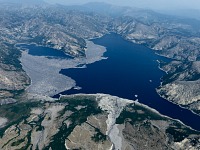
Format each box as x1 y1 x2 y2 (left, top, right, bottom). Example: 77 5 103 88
45 0 200 11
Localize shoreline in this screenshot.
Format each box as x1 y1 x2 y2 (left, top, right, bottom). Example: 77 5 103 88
18 33 200 131
119 34 200 122
19 40 107 97
15 42 74 58
59 93 199 132
156 59 200 118
57 34 200 131
156 88 200 117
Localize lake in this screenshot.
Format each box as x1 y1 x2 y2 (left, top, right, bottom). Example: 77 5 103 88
17 43 72 59
56 33 200 130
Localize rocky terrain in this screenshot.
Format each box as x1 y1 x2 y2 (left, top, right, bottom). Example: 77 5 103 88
0 2 110 101
111 7 200 115
114 14 200 61
19 41 106 96
0 63 29 104
0 1 200 149
157 61 200 114
0 94 199 150
0 2 199 101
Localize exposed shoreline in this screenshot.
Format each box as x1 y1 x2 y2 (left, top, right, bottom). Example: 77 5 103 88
156 60 200 118
122 36 200 120
19 41 107 97
60 93 199 132
19 34 199 131
1 93 199 149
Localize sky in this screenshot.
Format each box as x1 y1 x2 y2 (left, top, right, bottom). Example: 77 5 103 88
45 0 200 10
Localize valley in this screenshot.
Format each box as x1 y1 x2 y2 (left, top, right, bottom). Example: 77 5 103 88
0 2 200 149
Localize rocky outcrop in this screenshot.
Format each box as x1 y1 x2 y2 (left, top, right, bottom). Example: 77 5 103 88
0 4 200 149
0 94 199 150
0 63 30 99
65 115 112 150
0 4 110 99
157 80 200 114
19 41 106 96
157 61 200 114
1 3 200 104
0 67 29 91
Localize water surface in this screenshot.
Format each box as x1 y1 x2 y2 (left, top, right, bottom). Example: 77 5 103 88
17 44 72 59
57 33 200 130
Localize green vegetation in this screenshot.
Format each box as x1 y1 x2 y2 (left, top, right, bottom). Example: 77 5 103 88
166 126 199 142
19 130 32 150
161 61 200 85
27 35 46 45
11 138 25 146
45 96 102 150
190 137 200 146
0 102 39 120
161 63 187 85
0 101 41 137
0 43 22 70
116 103 166 125
117 103 200 144
91 128 107 143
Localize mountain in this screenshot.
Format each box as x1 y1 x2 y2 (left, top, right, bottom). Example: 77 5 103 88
158 9 200 21
0 2 200 113
0 0 46 4
0 3 200 149
0 94 199 149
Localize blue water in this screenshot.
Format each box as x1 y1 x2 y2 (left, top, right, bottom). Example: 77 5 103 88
55 33 200 130
17 44 71 59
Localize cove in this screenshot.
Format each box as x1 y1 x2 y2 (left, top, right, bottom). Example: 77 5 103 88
57 33 200 131
17 44 72 59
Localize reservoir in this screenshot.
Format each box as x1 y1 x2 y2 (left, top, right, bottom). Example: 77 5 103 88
17 43 72 59
56 33 200 130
